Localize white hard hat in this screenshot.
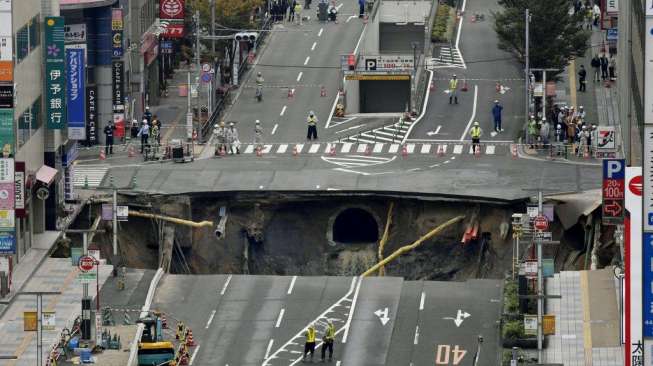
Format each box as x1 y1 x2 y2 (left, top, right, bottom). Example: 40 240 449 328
494 100 499 103
579 105 584 109
229 122 235 126
473 121 479 126
452 74 457 77
255 120 260 124
309 111 315 116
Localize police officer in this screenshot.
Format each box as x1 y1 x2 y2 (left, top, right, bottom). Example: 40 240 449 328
303 323 316 362
448 74 459 104
469 121 482 153
307 111 318 141
104 120 116 155
321 320 336 362
254 120 263 148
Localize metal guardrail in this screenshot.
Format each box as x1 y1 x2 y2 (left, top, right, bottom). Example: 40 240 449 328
201 17 274 142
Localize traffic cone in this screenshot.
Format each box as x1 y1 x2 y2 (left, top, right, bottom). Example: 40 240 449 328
429 82 435 92
437 144 444 157
99 150 106 160
256 146 263 157
365 145 371 156
292 145 298 157
185 329 196 347
128 145 135 158
474 145 481 157
320 85 327 97
511 144 518 159
461 79 468 92
583 146 590 159
161 314 168 329
496 82 501 93
401 145 408 159
287 88 295 99
192 129 198 141
329 145 336 156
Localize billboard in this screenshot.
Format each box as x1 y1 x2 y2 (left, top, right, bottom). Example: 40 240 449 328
64 23 86 43
0 0 11 61
14 161 24 218
66 48 85 140
85 86 97 145
0 109 13 157
45 17 66 129
625 167 642 366
160 0 185 19
602 159 625 225
112 61 124 108
111 9 123 58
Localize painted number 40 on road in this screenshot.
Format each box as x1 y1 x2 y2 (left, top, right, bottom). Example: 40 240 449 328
435 344 467 365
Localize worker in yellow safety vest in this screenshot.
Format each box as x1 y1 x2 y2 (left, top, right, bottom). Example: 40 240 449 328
306 111 318 141
321 320 336 362
303 323 317 362
470 121 482 153
449 74 459 105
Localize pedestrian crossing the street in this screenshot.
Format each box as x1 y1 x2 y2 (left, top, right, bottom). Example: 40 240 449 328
427 46 466 69
238 142 507 157
73 164 109 188
337 118 413 144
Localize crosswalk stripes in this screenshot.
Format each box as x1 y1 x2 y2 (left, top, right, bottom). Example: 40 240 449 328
338 117 413 144
240 142 507 157
73 164 110 188
322 155 395 168
427 46 466 69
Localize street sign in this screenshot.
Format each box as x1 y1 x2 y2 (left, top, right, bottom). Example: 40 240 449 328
644 233 653 337
625 167 643 364
201 72 212 83
534 231 552 241
23 311 37 331
533 215 548 231
78 255 95 272
202 63 211 73
606 28 618 41
602 159 625 225
101 204 112 220
645 126 653 231
521 260 538 277
524 315 537 335
117 205 128 221
42 312 56 330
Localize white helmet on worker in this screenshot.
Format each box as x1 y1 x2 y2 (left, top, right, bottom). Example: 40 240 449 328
255 119 260 124
473 121 479 126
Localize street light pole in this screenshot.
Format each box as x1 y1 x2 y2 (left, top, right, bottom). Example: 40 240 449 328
472 334 483 366
524 9 530 122
211 0 216 54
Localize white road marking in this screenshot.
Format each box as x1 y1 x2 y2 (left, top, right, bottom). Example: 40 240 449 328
277 144 288 153
205 310 216 329
373 143 384 153
271 124 279 135
280 105 287 116
311 42 317 51
262 144 273 154
220 274 232 295
304 56 310 65
287 275 298 294
401 70 434 143
325 143 335 153
346 15 357 22
265 339 274 359
290 88 295 96
336 362 341 366
414 326 420 345
435 125 441 134
453 145 464 154
459 85 478 141
296 72 303 82
336 3 343 10
388 144 400 153
294 143 305 153
335 123 366 134
486 145 496 154
419 292 425 310
275 309 286 328
342 277 363 343
309 144 321 153
356 144 368 153
341 143 352 153
189 345 200 365
318 28 323 37
406 144 415 153
244 145 255 154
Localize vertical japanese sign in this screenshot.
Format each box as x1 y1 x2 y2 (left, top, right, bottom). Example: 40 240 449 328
112 61 125 138
14 161 24 218
602 159 625 224
625 166 643 366
0 157 14 255
111 9 123 58
66 48 85 140
0 109 12 157
85 86 97 146
45 17 66 130
0 0 12 61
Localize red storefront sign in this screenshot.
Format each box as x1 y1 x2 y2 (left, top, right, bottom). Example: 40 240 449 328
162 24 185 39
160 0 185 19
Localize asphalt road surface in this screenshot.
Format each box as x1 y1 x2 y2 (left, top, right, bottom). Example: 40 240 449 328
221 0 365 146
152 275 502 366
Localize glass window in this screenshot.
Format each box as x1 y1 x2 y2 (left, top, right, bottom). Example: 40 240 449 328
31 97 41 130
16 25 28 63
29 16 40 50
17 96 42 149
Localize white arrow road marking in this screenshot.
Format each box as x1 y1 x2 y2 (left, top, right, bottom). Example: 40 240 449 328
374 307 390 326
459 85 478 141
443 309 471 327
427 126 442 136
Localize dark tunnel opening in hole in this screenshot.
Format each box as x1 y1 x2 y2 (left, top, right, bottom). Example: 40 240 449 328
332 208 379 244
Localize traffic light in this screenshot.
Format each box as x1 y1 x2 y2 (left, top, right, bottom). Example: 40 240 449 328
234 32 258 42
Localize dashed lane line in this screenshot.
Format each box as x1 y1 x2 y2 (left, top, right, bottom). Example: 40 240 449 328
271 124 278 135
304 56 310 65
419 292 425 310
287 275 297 294
205 310 216 329
220 274 232 295
275 309 285 328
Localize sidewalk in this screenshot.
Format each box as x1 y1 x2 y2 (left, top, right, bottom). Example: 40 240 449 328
543 268 622 366
0 258 113 365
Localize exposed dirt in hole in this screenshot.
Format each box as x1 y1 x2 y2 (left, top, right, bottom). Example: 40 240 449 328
64 193 611 280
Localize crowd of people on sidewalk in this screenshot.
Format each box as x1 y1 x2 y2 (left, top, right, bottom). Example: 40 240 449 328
527 104 598 157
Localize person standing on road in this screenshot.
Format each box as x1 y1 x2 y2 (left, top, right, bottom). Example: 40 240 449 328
590 55 600 82
289 0 297 21
577 65 587 92
358 0 365 18
150 120 160 147
527 115 538 147
307 111 318 140
137 120 150 153
469 121 482 153
213 121 227 155
303 324 317 362
152 115 162 144
448 74 459 104
599 54 609 81
609 56 616 80
539 118 550 146
104 120 116 155
491 100 503 133
294 1 303 25
321 320 336 362
254 120 263 148
143 106 152 124
131 119 139 140
227 122 241 154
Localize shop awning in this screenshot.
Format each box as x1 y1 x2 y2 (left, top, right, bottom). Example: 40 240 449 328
35 165 58 186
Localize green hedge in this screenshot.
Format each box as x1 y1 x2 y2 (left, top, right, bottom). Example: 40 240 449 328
502 320 525 340
431 5 456 43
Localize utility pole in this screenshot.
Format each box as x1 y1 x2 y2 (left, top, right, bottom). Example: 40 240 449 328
536 190 544 362
195 10 202 141
529 68 559 121
113 188 118 257
524 9 530 122
211 0 216 54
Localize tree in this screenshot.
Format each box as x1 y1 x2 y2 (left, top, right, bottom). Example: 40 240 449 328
190 0 264 30
493 0 590 72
